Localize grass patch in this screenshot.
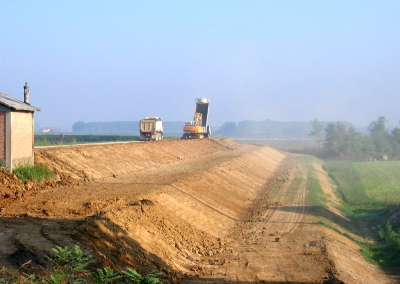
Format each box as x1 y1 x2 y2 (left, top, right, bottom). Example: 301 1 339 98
290 155 327 208
324 161 375 213
304 156 327 208
324 160 400 213
323 159 400 268
13 164 55 183
360 221 400 267
353 161 400 204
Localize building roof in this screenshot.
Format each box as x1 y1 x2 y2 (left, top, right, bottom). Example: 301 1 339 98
0 92 40 111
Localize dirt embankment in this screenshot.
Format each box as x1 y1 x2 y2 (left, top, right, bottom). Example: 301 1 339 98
34 139 232 181
1 138 285 281
0 138 397 283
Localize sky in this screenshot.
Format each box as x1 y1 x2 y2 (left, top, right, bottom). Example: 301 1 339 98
1 0 400 130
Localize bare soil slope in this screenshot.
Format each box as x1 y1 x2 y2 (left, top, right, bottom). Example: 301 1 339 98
0 138 396 283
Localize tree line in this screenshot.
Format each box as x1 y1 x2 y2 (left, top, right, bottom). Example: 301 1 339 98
310 116 400 160
216 119 313 138
72 119 315 138
72 121 184 134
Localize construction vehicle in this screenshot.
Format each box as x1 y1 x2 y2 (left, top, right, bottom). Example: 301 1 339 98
139 117 164 141
182 98 211 139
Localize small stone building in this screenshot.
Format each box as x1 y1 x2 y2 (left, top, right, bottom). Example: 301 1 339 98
0 83 40 171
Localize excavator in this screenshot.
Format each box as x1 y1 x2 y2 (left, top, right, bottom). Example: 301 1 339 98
181 98 212 139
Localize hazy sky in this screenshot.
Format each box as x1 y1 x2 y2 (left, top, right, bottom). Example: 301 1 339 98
1 1 399 129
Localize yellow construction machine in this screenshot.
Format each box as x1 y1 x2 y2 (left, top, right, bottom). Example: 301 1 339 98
181 98 211 139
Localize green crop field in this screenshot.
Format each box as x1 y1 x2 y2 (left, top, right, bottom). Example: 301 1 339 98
353 161 400 203
323 160 400 267
34 134 140 146
324 160 400 209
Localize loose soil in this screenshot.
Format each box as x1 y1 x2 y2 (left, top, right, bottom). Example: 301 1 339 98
0 138 397 283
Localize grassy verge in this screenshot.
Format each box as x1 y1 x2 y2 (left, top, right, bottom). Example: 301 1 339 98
12 164 55 183
299 155 327 208
323 160 400 268
291 156 357 233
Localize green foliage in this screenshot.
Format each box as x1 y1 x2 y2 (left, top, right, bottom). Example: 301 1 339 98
123 268 143 283
360 221 400 267
323 122 347 157
324 161 371 208
325 160 400 210
353 161 400 204
0 245 162 284
368 116 391 157
142 272 163 284
92 268 123 283
51 245 94 272
219 122 238 136
12 164 55 183
307 116 400 160
324 159 400 268
302 156 327 207
309 118 324 148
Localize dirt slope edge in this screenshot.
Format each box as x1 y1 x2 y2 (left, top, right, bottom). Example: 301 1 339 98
34 139 229 181
1 139 287 283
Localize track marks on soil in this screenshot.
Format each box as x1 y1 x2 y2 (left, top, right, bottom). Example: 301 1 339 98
184 158 330 283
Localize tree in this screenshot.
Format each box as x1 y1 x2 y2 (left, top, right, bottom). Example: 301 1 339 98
323 122 347 157
309 118 324 148
368 116 391 158
391 125 400 158
345 125 369 159
220 122 237 136
72 121 86 132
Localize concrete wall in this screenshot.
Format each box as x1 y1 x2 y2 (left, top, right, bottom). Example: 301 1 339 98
10 111 34 169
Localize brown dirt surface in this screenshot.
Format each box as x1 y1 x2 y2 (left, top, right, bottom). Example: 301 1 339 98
0 138 397 283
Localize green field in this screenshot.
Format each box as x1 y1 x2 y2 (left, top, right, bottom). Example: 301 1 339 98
354 161 400 203
324 160 400 209
34 134 181 146
34 134 140 146
323 159 400 267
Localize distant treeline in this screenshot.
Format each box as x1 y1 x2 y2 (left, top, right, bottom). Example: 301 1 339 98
71 119 317 138
72 121 185 134
310 116 400 160
35 134 139 145
215 120 315 138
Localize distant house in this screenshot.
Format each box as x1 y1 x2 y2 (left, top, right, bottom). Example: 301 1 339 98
41 127 60 133
0 83 40 171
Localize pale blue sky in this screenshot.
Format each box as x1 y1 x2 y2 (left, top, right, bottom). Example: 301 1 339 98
1 0 399 129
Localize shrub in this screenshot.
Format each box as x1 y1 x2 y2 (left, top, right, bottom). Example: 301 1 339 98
0 245 163 283
12 164 55 183
361 221 400 267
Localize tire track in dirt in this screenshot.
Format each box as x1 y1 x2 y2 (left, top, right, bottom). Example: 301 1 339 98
1 140 288 283
259 160 307 237
184 158 332 283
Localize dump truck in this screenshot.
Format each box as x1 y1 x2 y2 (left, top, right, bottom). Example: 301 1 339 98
182 98 211 139
139 117 164 141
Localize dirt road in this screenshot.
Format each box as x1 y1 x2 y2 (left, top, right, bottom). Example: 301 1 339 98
0 138 395 283
183 158 332 283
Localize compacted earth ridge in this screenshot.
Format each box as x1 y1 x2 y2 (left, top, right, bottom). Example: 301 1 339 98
0 138 397 283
